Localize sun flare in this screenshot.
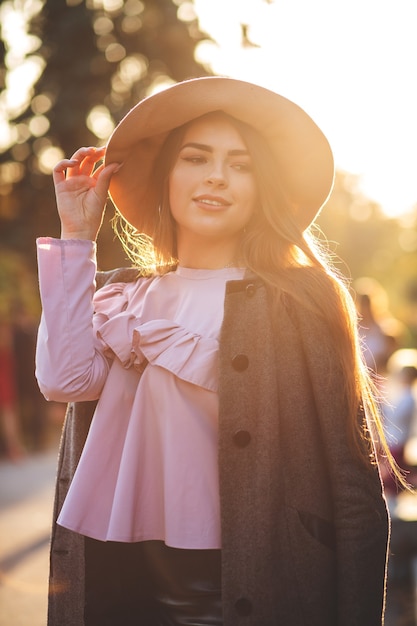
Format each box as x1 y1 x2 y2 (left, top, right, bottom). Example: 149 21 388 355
194 0 417 218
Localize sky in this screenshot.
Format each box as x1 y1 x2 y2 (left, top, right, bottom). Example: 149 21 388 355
1 0 417 218
193 0 417 218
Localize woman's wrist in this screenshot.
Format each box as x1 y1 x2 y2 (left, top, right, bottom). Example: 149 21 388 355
60 229 97 241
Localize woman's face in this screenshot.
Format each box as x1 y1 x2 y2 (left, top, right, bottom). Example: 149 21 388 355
168 113 258 250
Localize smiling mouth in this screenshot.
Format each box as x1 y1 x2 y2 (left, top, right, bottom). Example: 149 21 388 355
194 197 230 208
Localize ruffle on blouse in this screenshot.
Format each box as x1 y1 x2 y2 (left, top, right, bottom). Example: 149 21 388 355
97 313 219 393
93 280 129 318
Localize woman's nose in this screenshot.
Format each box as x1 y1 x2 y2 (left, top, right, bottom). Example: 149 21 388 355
206 162 227 187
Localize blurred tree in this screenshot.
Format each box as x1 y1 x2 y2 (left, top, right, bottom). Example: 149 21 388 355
0 0 210 269
317 171 400 279
317 171 417 345
0 247 41 322
2 0 417 343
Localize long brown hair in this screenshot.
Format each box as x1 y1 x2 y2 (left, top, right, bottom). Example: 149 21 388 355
112 111 405 485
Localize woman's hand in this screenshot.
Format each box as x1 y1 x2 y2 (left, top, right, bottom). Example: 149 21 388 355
52 146 121 241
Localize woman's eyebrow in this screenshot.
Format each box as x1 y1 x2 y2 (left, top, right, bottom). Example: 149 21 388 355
180 142 249 157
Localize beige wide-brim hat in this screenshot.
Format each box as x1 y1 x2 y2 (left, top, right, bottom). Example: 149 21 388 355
105 76 334 234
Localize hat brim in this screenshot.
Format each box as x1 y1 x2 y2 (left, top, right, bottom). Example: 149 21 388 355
105 76 334 233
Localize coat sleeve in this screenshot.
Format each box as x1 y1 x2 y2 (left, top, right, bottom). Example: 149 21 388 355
291 295 390 626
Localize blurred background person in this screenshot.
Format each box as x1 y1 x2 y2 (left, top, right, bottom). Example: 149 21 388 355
0 315 25 461
380 352 417 497
355 276 405 379
12 301 49 452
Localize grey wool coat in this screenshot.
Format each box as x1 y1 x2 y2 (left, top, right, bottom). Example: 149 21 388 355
47 267 389 626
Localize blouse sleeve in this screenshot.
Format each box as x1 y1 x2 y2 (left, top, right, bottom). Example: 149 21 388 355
35 237 130 403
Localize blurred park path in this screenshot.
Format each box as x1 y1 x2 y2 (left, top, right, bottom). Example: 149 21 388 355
0 447 57 626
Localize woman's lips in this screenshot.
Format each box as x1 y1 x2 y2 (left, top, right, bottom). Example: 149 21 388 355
193 195 231 209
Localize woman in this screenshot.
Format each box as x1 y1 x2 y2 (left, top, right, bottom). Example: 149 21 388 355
36 77 390 626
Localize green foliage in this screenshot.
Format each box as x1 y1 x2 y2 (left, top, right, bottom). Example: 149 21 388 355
0 0 209 268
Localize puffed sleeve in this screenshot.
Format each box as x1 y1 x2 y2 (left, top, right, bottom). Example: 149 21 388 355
35 238 130 402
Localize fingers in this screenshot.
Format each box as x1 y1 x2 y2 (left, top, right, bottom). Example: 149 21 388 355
52 147 122 207
93 162 123 201
67 146 106 178
52 147 106 184
69 146 105 161
52 159 78 185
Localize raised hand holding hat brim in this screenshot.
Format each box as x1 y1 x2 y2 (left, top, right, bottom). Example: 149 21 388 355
52 146 122 241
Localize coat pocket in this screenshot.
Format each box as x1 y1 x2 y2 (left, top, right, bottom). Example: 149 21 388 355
284 505 337 625
297 508 336 551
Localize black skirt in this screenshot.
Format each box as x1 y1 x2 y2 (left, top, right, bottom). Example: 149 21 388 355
84 538 223 626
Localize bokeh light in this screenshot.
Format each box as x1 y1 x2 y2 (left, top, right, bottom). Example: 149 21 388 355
87 106 115 139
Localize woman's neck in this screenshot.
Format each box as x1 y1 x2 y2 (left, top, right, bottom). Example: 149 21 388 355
177 238 242 270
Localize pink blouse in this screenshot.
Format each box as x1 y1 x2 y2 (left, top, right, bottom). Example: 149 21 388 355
36 238 245 549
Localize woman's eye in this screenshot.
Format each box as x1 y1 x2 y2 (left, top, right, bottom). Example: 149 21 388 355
182 155 206 164
232 162 252 172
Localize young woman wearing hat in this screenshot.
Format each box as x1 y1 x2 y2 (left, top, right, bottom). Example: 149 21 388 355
36 77 391 626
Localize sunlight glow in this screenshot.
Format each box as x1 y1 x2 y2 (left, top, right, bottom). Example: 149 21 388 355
87 106 115 139
119 55 148 84
31 94 53 116
1 0 416 219
0 0 45 151
177 2 198 22
3 57 45 118
193 0 417 218
93 15 114 35
37 146 65 174
28 115 50 137
0 121 17 152
147 76 176 96
0 161 25 185
104 42 127 63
